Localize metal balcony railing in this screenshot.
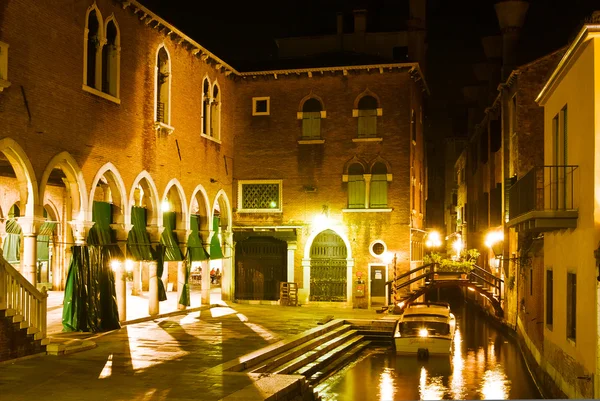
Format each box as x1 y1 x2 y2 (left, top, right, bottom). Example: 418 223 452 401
156 102 165 123
509 165 578 220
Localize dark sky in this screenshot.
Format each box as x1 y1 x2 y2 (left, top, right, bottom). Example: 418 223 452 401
139 0 599 130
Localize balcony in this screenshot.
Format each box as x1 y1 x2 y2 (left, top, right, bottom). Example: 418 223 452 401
507 165 579 232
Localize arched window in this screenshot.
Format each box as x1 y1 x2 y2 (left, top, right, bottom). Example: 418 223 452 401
302 98 322 139
348 163 365 209
102 19 119 97
370 162 388 208
357 95 378 138
211 83 220 139
202 78 210 136
85 9 101 89
156 47 171 125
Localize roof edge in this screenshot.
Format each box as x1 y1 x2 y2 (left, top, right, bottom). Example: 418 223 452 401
536 25 600 105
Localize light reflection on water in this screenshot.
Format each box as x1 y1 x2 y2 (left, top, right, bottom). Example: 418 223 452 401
316 304 539 401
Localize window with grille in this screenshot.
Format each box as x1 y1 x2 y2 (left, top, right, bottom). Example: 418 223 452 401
238 180 282 212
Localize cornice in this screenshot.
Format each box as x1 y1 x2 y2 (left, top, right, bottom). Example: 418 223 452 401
120 1 430 93
537 24 600 105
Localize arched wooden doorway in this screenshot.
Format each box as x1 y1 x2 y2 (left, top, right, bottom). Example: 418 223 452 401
310 229 347 302
235 237 287 300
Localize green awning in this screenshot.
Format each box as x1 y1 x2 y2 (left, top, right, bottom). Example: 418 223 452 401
188 214 209 261
39 222 58 236
5 219 21 234
88 201 113 246
126 206 154 261
160 212 183 261
209 215 224 260
3 219 20 262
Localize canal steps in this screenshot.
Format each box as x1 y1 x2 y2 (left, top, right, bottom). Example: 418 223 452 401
237 318 396 385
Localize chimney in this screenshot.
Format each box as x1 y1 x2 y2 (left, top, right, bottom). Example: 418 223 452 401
337 12 344 51
408 0 427 70
495 0 529 80
481 35 503 91
353 9 367 34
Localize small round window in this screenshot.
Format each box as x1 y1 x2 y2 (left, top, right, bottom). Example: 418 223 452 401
370 240 387 257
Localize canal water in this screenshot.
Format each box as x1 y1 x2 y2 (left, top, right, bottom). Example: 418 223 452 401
316 300 541 400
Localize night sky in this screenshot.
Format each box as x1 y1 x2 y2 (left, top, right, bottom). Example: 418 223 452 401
139 0 599 115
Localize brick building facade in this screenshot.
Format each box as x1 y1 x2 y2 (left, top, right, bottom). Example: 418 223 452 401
0 0 427 315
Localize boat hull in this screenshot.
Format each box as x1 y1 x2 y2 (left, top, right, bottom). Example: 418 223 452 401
395 336 452 355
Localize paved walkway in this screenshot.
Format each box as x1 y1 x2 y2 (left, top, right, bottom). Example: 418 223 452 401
1 288 390 401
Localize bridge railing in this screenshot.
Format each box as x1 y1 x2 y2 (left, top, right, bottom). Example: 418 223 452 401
470 264 503 301
388 262 504 304
391 263 435 296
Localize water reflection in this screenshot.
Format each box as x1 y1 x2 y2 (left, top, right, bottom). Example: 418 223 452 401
379 368 396 401
317 303 539 400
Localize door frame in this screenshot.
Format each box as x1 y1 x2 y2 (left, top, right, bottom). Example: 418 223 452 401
302 226 354 305
368 263 388 309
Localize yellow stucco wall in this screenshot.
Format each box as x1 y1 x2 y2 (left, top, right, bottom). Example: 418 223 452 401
542 36 599 389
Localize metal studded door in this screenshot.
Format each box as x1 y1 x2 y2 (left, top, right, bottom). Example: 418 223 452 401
235 237 287 300
310 230 347 302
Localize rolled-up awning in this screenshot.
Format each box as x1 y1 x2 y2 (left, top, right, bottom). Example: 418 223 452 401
160 211 183 261
188 214 209 261
209 215 224 260
126 206 154 261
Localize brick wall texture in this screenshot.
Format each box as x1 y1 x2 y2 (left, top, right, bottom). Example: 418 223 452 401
0 0 425 316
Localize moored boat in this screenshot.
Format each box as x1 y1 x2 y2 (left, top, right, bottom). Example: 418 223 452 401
394 301 456 357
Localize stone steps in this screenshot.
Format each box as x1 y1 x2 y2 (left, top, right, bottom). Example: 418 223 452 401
250 324 353 374
307 340 371 386
273 329 359 375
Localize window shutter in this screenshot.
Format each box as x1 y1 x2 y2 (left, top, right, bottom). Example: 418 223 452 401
302 112 321 138
358 109 377 137
348 175 365 208
370 174 388 208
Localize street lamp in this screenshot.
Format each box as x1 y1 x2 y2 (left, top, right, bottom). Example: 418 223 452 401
485 229 504 275
425 230 442 250
452 236 464 260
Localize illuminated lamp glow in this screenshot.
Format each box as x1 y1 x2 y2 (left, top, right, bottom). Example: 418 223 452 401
125 259 134 272
110 260 121 272
161 199 170 212
419 328 429 337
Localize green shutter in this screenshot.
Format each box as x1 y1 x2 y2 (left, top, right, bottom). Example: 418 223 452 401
370 174 388 208
302 112 321 139
302 111 321 139
348 175 365 208
358 109 377 137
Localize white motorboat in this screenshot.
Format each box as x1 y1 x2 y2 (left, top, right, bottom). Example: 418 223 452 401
394 301 456 357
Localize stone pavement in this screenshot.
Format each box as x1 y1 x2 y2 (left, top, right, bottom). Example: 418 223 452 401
1 290 388 401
